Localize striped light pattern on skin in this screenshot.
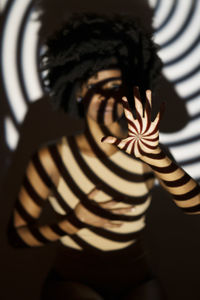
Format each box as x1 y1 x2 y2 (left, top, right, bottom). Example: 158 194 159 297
102 88 164 158
0 0 200 181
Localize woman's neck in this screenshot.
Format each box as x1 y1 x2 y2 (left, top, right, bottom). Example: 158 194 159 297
76 116 127 157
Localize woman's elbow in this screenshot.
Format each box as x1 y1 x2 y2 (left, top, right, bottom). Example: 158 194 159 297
6 217 29 248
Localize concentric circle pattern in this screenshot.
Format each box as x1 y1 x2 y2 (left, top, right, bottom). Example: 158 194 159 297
148 0 200 180
0 0 200 180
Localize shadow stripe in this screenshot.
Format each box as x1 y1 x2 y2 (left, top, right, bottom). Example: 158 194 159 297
181 204 200 213
68 136 151 204
32 150 72 213
164 34 200 66
172 185 200 201
17 0 34 105
164 133 200 148
49 223 69 236
151 161 178 173
154 0 161 13
46 143 150 247
162 173 191 187
15 199 37 223
160 0 197 48
28 225 50 244
171 64 200 84
84 125 154 182
91 226 145 242
23 175 45 207
56 138 148 221
155 0 178 33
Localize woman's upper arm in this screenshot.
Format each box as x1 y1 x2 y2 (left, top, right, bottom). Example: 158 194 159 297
13 146 58 228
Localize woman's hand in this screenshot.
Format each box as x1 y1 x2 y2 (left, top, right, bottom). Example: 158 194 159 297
101 87 165 158
74 187 135 229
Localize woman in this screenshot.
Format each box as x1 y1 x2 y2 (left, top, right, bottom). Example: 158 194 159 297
7 13 200 300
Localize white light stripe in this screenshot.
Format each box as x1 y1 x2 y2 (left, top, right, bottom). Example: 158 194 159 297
22 10 43 101
154 0 192 45
175 71 200 96
4 117 19 150
160 118 200 143
186 95 200 116
180 162 200 179
1 0 32 122
0 0 8 12
148 0 157 8
152 0 174 29
1 0 199 187
157 1 200 61
170 140 200 161
153 0 200 173
163 43 200 80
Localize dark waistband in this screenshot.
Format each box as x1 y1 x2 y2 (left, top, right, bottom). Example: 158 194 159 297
55 235 148 267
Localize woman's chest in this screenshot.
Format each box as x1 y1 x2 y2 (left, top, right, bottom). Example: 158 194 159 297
48 137 155 215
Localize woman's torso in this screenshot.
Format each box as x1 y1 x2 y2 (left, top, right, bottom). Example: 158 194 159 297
47 135 155 254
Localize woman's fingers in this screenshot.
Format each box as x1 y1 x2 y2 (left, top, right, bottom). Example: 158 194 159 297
121 96 135 122
87 186 101 199
101 136 127 151
101 136 118 144
145 89 152 109
104 222 123 228
143 90 152 131
99 200 136 214
90 214 123 228
98 199 119 208
122 89 143 133
83 188 136 228
152 102 165 129
83 212 123 228
134 86 143 119
102 135 136 153
110 206 136 214
75 201 129 229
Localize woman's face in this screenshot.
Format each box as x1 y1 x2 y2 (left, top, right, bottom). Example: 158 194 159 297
80 69 124 126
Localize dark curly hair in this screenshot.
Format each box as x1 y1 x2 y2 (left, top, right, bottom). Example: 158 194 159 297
40 13 163 118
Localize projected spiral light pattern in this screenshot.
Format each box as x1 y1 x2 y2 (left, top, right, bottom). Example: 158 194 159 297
0 0 200 181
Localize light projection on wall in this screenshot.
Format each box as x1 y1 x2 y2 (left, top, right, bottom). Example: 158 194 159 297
148 0 200 180
0 0 200 180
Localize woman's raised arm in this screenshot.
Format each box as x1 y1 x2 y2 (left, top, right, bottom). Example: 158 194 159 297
102 87 200 214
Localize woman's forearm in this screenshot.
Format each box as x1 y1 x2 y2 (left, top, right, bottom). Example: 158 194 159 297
7 212 84 248
140 146 200 214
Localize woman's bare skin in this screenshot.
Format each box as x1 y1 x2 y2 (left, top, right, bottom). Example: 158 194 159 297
12 68 200 249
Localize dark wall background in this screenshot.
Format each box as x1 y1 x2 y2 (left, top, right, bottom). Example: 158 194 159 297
0 1 200 299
